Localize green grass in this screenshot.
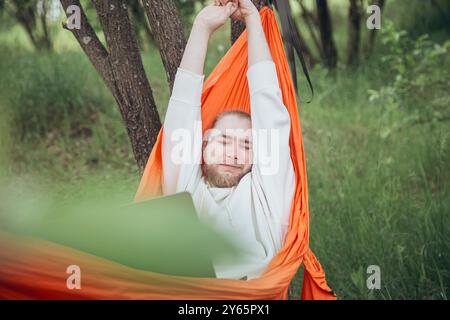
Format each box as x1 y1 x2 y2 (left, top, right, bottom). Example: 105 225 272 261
291 62 450 299
0 2 449 300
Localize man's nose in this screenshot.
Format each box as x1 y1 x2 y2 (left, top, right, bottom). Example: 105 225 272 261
225 142 239 161
226 150 238 161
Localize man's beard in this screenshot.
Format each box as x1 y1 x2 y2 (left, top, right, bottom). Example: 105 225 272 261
203 164 247 188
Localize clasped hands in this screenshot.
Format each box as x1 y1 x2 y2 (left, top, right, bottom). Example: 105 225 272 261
194 0 260 35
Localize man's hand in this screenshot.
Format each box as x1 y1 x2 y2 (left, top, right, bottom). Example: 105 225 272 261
216 0 259 23
194 2 238 35
179 1 238 75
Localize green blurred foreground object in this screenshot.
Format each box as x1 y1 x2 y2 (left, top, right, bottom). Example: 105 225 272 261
11 192 242 278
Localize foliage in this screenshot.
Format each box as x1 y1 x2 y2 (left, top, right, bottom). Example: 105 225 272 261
386 0 450 41
368 21 450 139
0 47 114 141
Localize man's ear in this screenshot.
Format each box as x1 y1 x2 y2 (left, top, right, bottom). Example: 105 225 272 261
203 129 212 142
202 130 212 156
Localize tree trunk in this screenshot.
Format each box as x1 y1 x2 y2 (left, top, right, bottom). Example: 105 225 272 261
60 0 161 171
16 8 39 49
142 0 186 91
231 20 245 45
316 0 338 69
231 0 269 44
39 0 52 50
366 0 386 56
346 0 362 66
297 0 322 60
12 0 52 51
128 0 155 48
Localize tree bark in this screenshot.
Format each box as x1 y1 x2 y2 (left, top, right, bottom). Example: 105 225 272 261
142 0 186 91
231 0 269 44
316 0 338 69
366 0 386 56
128 0 155 48
60 0 161 171
346 0 362 66
231 20 245 45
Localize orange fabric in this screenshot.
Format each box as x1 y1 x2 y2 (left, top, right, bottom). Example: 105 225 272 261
134 7 336 300
0 7 335 300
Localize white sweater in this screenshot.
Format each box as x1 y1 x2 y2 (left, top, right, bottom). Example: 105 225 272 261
162 60 295 280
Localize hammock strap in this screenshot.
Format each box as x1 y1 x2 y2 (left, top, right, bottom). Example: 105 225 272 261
268 0 314 102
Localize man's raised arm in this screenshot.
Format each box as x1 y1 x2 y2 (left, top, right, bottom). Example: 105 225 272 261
240 0 295 234
162 3 238 194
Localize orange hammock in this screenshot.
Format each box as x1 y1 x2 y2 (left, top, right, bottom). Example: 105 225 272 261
0 7 335 300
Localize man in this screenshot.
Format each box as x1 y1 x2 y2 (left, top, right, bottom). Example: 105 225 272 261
162 0 295 280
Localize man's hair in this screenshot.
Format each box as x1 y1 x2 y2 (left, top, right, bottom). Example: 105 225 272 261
203 109 251 152
211 110 251 128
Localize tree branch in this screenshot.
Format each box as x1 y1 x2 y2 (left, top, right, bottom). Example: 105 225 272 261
142 0 186 91
60 0 116 95
297 0 322 58
60 0 162 171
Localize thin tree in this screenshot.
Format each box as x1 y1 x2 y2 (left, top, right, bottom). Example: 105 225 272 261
347 0 362 66
8 0 52 51
60 0 162 170
297 0 322 61
128 0 155 49
366 0 386 56
316 0 338 69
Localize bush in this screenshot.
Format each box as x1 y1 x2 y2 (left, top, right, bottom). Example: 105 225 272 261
387 0 450 41
0 47 114 141
368 21 450 138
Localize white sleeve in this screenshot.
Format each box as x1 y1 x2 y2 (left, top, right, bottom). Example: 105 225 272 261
248 60 295 227
161 67 204 195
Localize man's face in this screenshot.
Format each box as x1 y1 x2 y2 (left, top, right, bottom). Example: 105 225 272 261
203 114 253 188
